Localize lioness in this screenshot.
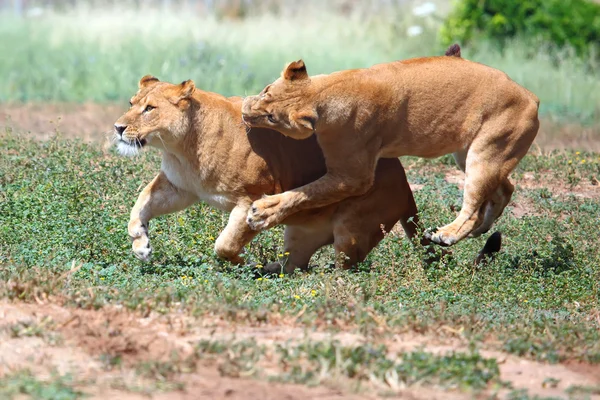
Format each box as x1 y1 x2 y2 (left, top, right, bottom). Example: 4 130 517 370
113 76 426 273
241 50 540 247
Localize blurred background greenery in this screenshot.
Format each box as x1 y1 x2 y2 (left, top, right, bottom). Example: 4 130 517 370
0 0 599 147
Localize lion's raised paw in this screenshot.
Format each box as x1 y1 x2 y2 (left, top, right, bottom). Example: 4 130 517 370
246 196 285 231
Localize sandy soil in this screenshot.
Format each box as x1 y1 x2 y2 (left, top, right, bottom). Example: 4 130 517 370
1 301 598 399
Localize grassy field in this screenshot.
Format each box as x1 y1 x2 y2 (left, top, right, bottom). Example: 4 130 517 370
0 6 599 125
1 128 599 398
1 3 600 399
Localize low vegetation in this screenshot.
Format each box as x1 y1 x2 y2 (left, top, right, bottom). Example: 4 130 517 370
1 128 599 397
0 5 599 124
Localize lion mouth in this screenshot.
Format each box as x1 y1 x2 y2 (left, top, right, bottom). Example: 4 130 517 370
241 113 264 126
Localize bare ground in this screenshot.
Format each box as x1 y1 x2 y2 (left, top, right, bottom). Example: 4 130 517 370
1 301 599 399
1 102 600 151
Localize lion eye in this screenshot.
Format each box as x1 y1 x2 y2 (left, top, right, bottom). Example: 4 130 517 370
144 105 155 113
129 100 133 107
267 114 276 123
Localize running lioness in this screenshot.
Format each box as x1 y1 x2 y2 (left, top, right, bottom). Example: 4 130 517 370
241 48 539 247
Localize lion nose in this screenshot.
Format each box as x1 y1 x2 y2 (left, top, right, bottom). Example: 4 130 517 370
114 124 127 136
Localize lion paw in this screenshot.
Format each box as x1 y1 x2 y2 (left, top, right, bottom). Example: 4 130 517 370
246 195 285 231
424 227 458 247
132 236 152 261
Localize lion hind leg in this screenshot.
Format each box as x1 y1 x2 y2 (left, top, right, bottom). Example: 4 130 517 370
431 145 507 245
263 222 334 275
470 178 514 237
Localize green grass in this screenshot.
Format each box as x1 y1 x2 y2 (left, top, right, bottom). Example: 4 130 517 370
0 6 599 123
194 338 502 390
0 370 83 400
1 129 599 369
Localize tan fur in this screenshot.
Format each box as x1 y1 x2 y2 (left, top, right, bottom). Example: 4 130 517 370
241 51 540 246
113 77 425 273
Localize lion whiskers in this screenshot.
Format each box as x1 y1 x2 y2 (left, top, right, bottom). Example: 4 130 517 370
238 120 252 134
154 132 168 149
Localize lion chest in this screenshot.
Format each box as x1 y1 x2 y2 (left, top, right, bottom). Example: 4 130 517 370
161 156 235 212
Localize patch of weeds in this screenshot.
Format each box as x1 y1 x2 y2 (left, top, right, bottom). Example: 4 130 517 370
506 388 563 400
541 377 561 389
197 339 264 378
566 384 600 397
192 338 500 391
99 353 122 371
6 316 63 346
0 369 84 400
502 337 560 364
278 340 500 391
135 355 196 381
133 357 191 392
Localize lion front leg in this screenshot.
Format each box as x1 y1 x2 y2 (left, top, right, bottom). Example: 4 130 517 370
214 203 260 265
246 148 378 231
129 171 197 261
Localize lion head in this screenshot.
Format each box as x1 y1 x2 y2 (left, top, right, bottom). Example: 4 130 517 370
241 60 318 140
113 76 195 156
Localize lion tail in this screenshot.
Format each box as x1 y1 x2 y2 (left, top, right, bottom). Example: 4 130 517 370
474 231 502 266
444 44 462 58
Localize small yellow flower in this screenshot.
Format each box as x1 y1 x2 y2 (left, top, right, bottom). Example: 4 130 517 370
256 264 263 269
568 160 572 164
294 295 300 299
311 290 316 296
279 274 284 278
284 252 290 256
576 151 581 155
182 276 187 280
208 236 215 241
320 272 324 276
257 277 263 281
580 159 586 164
204 279 208 284
100 277 105 281
278 253 284 258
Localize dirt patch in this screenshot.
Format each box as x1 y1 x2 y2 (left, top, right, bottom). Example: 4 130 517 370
517 171 599 200
2 103 600 152
432 166 597 219
1 300 598 399
0 102 124 144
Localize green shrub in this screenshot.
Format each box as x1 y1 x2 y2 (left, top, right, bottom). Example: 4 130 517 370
440 0 600 58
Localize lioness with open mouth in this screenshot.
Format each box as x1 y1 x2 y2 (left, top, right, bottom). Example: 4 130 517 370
241 47 540 247
113 76 430 273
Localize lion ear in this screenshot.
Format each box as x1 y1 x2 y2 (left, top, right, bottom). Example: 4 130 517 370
139 75 159 89
170 79 195 105
292 110 317 132
282 60 308 81
179 79 195 99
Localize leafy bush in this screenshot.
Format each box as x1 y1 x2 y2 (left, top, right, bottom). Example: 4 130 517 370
440 0 600 58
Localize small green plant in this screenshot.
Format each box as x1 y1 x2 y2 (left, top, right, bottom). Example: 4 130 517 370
275 340 500 390
0 370 83 400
